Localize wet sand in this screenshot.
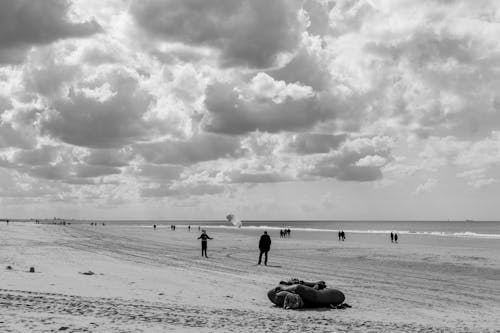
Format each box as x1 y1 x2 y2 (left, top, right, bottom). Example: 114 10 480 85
1 223 499 332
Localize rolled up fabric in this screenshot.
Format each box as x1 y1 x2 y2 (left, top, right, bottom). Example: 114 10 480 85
268 284 345 308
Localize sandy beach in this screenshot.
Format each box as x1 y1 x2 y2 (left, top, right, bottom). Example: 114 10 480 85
1 222 499 332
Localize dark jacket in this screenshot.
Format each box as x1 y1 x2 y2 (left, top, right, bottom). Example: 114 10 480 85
198 233 212 242
259 234 271 251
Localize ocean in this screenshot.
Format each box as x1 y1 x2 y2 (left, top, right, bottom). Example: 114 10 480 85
78 219 500 240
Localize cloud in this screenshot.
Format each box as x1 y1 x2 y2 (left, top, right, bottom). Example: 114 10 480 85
74 164 121 178
414 178 437 195
305 136 393 182
41 69 154 148
135 164 184 181
248 72 314 103
203 80 328 135
12 146 58 166
131 0 304 68
0 0 102 64
288 133 347 154
134 133 244 165
84 148 132 167
141 183 225 198
224 170 290 184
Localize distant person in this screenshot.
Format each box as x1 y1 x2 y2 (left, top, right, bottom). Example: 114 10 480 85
338 231 342 241
341 231 346 241
188 225 191 231
198 226 201 231
287 229 291 237
153 224 157 230
198 230 213 258
258 231 272 265
394 233 398 243
390 232 394 243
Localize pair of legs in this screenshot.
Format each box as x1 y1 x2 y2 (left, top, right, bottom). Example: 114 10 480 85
201 242 208 258
258 250 268 265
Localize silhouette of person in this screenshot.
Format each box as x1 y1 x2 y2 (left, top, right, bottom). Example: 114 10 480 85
341 230 346 241
390 232 394 242
338 231 341 241
258 231 272 265
394 233 398 243
153 224 156 230
198 230 213 258
188 225 191 231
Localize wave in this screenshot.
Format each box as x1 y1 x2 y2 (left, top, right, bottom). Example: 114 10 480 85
118 224 500 239
196 225 500 239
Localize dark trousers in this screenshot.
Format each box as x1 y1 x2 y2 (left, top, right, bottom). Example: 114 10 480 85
258 250 269 265
201 242 207 257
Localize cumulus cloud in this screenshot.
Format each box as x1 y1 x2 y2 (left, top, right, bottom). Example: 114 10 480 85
0 0 102 63
12 146 58 166
134 133 244 165
135 164 184 181
224 170 290 184
41 69 154 148
414 178 437 195
2 0 500 217
131 0 304 68
141 183 225 198
288 133 347 154
84 148 132 167
305 136 393 181
203 80 327 135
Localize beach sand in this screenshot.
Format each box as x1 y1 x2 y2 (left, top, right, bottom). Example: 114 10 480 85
1 223 499 332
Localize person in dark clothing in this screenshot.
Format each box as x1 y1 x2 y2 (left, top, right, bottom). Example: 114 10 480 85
394 233 398 243
198 230 213 258
390 232 394 242
258 231 272 265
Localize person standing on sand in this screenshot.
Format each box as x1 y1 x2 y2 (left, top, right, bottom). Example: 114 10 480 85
394 233 398 243
390 232 394 242
258 231 272 265
198 230 213 258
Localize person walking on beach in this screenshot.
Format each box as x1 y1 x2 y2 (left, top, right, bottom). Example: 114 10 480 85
258 231 272 265
390 232 394 242
198 230 213 258
394 233 398 243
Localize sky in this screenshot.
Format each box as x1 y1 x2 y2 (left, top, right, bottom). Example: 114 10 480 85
1 0 500 221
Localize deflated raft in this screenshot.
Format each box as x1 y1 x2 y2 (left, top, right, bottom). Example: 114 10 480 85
267 279 346 309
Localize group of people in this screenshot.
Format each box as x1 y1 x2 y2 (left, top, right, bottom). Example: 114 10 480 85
279 229 291 238
390 232 399 243
338 230 346 241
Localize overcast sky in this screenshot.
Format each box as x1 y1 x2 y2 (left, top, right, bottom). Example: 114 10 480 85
1 0 500 220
